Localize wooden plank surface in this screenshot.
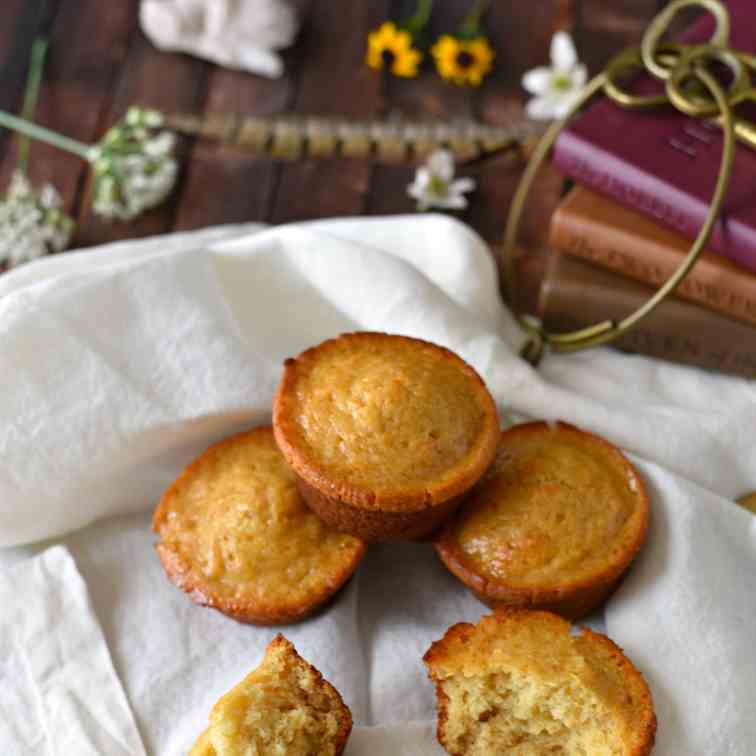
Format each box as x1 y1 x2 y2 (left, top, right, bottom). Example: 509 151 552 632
74 28 211 245
0 0 137 217
0 0 60 170
268 0 391 224
173 0 312 231
365 0 477 220
0 0 666 289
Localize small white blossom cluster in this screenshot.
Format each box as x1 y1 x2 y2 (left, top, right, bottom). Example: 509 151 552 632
522 32 587 121
407 149 475 212
0 171 74 268
91 107 178 222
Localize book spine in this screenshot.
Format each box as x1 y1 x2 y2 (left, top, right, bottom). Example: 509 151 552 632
540 256 756 379
552 130 756 274
549 200 756 328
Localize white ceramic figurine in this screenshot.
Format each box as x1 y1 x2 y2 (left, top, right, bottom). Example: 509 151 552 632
140 0 299 78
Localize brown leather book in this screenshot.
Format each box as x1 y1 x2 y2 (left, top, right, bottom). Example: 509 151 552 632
549 186 756 328
539 253 756 378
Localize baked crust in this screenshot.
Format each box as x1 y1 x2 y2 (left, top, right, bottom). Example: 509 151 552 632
423 609 657 756
188 728 213 756
435 421 650 619
297 477 464 542
153 427 366 625
273 332 499 540
190 634 352 755
575 628 657 755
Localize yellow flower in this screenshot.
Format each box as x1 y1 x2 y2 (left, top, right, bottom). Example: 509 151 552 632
366 22 423 78
432 35 494 86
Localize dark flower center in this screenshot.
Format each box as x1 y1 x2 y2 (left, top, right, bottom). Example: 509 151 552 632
456 51 475 68
382 49 396 68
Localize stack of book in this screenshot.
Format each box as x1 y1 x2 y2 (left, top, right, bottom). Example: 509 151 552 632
539 0 756 378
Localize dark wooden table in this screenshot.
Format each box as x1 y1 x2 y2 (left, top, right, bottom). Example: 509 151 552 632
0 0 664 297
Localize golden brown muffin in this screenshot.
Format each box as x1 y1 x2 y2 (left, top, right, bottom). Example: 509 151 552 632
153 427 366 624
424 609 656 756
190 634 352 756
273 332 500 541
435 421 649 619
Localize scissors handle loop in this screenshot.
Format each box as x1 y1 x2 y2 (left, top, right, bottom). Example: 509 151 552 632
641 0 731 80
501 0 739 361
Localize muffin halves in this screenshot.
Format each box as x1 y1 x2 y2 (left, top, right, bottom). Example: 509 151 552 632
190 634 352 755
423 609 656 755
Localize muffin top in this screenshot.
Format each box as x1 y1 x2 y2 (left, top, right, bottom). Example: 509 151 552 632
273 333 500 512
153 427 365 624
436 421 649 593
424 609 648 700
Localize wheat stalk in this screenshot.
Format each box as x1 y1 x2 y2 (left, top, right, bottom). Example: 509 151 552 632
164 113 543 163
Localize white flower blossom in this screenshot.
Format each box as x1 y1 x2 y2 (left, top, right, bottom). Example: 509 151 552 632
522 31 587 120
407 149 475 212
0 171 74 267
91 107 178 222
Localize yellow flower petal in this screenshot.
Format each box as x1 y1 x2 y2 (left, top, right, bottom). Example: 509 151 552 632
375 22 398 42
469 38 495 63
365 47 383 70
366 21 423 76
367 30 389 62
432 35 494 86
392 29 414 52
467 69 484 87
393 48 423 77
367 23 400 56
432 35 461 61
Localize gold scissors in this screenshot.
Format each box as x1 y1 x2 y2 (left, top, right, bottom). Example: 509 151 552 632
501 0 743 358
603 0 756 149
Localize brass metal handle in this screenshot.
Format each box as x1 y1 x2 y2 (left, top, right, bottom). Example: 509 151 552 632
603 45 678 110
640 0 731 81
666 45 751 116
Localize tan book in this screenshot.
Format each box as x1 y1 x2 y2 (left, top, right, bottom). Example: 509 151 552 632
549 186 756 328
539 253 756 379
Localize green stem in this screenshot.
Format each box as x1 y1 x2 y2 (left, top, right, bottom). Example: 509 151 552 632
460 0 491 38
0 111 95 161
405 0 433 35
18 38 49 174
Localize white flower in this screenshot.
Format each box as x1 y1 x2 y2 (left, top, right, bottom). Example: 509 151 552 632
522 31 587 120
143 131 176 158
407 149 475 212
0 171 74 267
90 107 178 222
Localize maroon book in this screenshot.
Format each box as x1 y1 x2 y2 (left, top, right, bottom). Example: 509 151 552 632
553 0 756 273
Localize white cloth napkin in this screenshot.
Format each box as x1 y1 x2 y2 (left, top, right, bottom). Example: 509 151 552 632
0 547 146 756
1 216 755 755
